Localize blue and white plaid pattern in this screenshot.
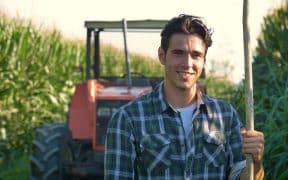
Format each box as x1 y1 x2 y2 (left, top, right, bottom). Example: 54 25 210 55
105 82 245 179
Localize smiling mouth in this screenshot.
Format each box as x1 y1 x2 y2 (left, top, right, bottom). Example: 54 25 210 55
176 71 195 75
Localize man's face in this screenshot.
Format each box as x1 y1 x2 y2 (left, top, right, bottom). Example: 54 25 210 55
158 33 206 91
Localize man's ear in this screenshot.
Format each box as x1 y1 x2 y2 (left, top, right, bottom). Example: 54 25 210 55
158 47 165 65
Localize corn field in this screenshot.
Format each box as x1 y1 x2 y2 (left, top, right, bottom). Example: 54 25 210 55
0 13 85 162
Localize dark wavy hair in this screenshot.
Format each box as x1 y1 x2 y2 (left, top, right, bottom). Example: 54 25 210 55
160 14 213 53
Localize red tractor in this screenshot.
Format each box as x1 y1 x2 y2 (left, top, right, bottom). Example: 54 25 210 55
30 19 206 179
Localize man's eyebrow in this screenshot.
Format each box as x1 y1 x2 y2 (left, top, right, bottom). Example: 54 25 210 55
171 49 185 52
170 48 204 56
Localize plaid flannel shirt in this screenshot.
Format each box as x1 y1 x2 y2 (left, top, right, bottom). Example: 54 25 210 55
105 82 246 180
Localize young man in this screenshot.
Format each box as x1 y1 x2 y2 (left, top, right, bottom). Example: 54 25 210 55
105 14 264 179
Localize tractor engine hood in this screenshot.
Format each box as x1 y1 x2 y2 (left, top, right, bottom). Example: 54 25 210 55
97 86 152 100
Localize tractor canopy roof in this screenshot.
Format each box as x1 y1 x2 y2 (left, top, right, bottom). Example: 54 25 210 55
84 19 168 31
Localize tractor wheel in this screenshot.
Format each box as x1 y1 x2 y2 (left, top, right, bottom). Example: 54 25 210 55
30 123 73 180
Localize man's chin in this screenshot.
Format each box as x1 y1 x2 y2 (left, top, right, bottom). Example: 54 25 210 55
176 82 195 90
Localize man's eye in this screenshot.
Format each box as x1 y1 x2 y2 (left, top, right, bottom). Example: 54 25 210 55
191 52 202 59
192 54 200 59
173 50 184 55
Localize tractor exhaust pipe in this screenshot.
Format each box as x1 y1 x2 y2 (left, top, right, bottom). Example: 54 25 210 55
122 18 132 89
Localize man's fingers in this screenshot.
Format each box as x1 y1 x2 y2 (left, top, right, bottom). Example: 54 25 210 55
242 136 264 144
242 141 264 150
246 130 264 136
241 129 265 164
242 147 262 154
241 130 264 140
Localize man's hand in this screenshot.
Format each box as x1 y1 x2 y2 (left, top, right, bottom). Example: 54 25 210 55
241 129 264 163
240 128 265 179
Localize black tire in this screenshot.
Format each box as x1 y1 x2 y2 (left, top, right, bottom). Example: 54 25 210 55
30 123 73 180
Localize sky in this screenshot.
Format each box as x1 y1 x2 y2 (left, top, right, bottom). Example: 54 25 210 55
0 0 285 83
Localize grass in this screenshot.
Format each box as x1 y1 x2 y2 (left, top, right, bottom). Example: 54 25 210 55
0 155 30 180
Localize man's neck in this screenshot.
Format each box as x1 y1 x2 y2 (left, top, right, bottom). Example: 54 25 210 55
163 82 197 109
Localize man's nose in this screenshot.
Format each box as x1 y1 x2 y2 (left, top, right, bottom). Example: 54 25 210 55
182 54 194 67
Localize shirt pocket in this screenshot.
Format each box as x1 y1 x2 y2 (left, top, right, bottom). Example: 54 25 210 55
139 133 171 174
203 131 226 167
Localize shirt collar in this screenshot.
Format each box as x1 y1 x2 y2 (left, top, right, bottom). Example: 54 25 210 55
151 81 170 113
152 81 208 113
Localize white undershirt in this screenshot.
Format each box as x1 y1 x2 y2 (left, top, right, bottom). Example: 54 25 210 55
176 102 197 137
